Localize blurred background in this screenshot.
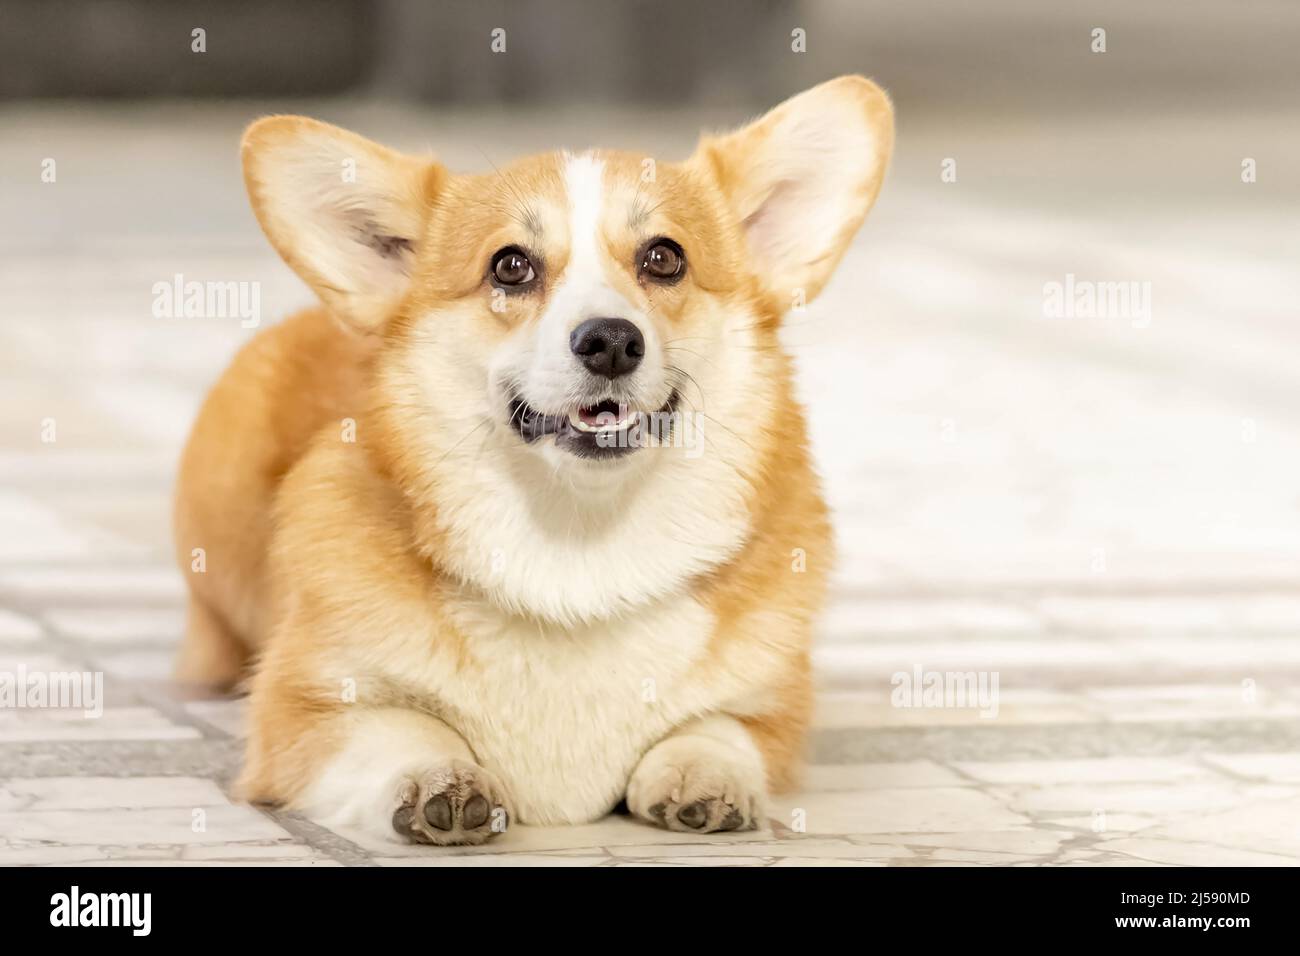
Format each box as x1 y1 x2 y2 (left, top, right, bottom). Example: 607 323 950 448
1 1 1298 866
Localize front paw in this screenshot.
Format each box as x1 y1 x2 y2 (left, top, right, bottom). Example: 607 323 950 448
626 737 766 834
390 759 511 846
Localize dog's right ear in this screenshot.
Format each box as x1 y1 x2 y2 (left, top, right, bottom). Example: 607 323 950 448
242 116 445 331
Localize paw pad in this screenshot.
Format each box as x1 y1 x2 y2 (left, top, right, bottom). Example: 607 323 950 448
390 760 509 846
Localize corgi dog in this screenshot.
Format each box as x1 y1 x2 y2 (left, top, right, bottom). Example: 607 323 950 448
173 76 893 844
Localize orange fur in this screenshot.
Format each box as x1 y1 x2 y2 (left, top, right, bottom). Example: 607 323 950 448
173 307 376 688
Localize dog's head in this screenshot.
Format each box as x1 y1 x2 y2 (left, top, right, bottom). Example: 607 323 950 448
242 76 892 620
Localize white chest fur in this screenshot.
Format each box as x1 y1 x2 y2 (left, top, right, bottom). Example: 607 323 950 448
431 591 721 825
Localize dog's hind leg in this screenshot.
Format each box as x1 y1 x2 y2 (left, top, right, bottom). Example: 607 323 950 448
174 596 249 691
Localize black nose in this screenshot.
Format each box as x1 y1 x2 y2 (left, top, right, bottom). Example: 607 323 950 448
569 318 645 379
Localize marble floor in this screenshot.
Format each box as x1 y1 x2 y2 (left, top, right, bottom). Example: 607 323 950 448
1 101 1298 866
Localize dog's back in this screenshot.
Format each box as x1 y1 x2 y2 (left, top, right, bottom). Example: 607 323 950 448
172 307 373 686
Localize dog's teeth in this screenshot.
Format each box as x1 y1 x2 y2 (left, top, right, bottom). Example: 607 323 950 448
567 409 595 433
567 407 636 433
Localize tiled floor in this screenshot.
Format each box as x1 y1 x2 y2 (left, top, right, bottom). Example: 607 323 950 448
1 101 1299 866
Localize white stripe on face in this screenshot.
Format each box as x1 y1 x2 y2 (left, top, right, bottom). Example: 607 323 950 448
547 154 633 337
564 153 606 285
512 153 659 412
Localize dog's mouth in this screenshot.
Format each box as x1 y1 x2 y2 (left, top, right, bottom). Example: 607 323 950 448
508 392 679 459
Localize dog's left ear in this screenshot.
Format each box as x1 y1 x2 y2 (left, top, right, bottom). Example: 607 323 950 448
692 75 894 308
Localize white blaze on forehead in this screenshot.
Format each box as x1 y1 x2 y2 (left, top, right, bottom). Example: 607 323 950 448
502 152 662 415
545 152 631 322
564 153 606 281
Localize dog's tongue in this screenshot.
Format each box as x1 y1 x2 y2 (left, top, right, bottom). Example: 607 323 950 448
579 399 626 427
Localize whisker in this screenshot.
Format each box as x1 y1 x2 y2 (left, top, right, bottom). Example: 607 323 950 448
665 363 708 411
430 417 493 469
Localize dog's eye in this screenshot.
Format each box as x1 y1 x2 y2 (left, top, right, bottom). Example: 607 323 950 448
491 247 536 286
640 239 685 282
